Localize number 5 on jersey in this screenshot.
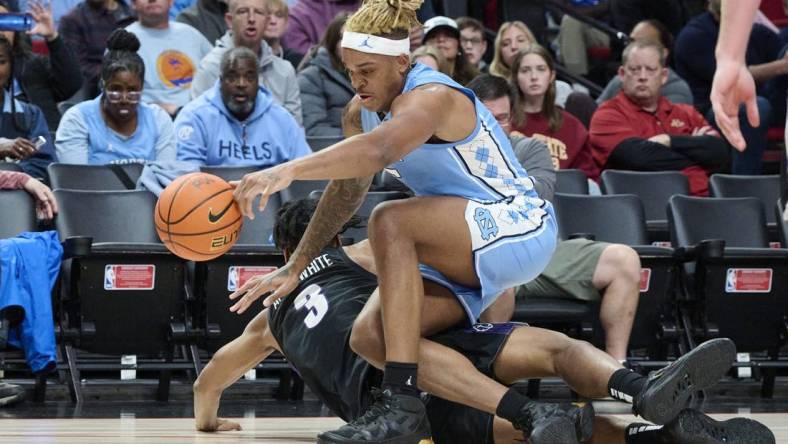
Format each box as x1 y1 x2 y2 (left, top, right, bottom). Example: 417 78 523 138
293 284 329 328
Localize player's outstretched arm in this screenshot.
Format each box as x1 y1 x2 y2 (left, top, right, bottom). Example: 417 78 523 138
228 99 375 313
711 0 761 151
194 309 279 432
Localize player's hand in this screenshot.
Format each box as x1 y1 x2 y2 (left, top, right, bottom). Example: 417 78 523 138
197 418 242 432
23 177 58 220
231 165 294 220
710 59 759 152
229 262 300 313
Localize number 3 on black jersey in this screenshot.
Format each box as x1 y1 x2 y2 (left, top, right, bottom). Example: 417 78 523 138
293 284 329 328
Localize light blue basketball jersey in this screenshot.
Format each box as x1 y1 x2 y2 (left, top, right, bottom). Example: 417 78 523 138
360 63 542 206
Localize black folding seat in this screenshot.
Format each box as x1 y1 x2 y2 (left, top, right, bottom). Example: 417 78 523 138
0 190 36 239
544 193 680 360
281 180 329 202
48 163 143 191
555 169 589 195
601 170 689 244
55 189 193 402
306 136 342 152
668 195 788 397
200 165 259 182
709 174 781 245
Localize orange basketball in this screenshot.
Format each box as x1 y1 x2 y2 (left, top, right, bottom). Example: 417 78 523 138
155 172 243 261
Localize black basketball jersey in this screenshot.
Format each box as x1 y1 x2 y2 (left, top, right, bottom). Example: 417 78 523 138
268 246 381 422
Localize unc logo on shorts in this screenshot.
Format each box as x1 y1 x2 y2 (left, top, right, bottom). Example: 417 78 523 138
472 323 494 332
474 207 499 241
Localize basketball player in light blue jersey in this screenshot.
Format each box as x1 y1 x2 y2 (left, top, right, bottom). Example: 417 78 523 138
229 1 737 443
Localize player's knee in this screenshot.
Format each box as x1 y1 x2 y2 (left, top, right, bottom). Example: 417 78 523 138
349 316 384 360
367 200 407 242
604 244 641 286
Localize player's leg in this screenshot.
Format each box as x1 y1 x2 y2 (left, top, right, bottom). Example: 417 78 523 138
350 284 508 414
591 244 640 361
193 309 278 432
346 286 583 444
492 325 737 426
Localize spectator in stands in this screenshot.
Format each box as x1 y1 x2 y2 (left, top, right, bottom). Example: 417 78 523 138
0 35 56 180
589 40 730 196
175 0 227 45
282 0 359 57
0 1 82 130
175 47 310 167
126 0 212 117
411 45 450 75
59 0 136 99
0 170 57 219
192 0 302 125
456 16 488 73
489 21 574 109
422 16 478 85
556 0 611 78
55 30 175 165
263 0 301 69
511 45 600 182
408 23 422 53
597 19 693 105
468 73 640 362
675 0 779 175
297 12 352 138
489 21 536 79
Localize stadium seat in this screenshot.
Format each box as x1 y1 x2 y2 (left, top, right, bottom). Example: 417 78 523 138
200 165 259 182
555 169 589 195
668 195 788 397
308 190 410 243
307 136 342 152
709 174 781 244
0 190 37 239
551 193 681 359
0 162 23 172
55 190 195 402
601 170 689 243
48 163 144 191
281 180 330 202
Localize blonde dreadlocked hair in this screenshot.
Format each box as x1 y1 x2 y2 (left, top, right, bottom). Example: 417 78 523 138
345 0 423 38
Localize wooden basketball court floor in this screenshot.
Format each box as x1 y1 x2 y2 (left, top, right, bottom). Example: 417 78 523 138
0 413 787 443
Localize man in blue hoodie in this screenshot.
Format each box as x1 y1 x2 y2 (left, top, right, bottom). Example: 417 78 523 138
174 47 311 167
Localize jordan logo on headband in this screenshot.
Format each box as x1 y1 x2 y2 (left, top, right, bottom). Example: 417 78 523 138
342 31 409 56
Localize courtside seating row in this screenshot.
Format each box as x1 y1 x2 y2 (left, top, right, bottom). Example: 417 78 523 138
516 170 788 398
0 162 408 403
2 162 786 399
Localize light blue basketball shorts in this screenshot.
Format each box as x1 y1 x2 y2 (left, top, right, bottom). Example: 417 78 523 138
421 195 557 324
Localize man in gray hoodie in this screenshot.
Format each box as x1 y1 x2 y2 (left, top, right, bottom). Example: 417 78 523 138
191 0 302 125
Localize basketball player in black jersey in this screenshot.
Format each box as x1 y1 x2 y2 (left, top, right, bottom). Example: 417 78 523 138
192 199 774 444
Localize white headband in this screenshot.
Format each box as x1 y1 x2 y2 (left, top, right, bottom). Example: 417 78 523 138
341 31 410 56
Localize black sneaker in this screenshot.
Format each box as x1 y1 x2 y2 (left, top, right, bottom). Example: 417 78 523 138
511 400 593 444
317 389 433 444
660 409 775 444
0 382 24 407
634 338 736 425
511 383 594 442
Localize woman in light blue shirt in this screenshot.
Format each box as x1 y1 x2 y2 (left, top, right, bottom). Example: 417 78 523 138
55 29 175 165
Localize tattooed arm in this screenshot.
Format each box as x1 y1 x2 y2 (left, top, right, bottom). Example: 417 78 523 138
228 98 373 313
289 97 374 271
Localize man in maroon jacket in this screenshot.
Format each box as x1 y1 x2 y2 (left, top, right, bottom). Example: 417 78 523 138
589 40 731 195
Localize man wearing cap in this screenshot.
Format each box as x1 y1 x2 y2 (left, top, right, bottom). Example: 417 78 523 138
422 15 479 85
